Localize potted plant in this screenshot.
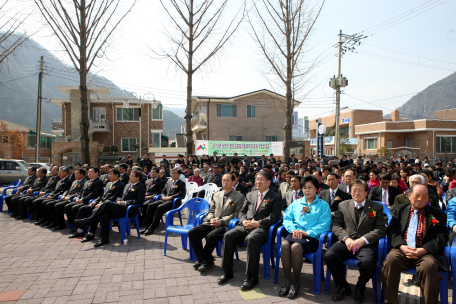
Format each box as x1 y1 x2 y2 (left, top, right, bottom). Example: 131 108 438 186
100 114 106 122
111 145 118 155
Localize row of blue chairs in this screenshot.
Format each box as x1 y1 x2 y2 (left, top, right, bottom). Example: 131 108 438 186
0 179 23 212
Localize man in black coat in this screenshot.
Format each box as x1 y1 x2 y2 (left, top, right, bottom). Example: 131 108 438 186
75 170 146 247
319 172 350 216
119 163 130 185
381 184 449 304
312 170 329 193
139 153 153 172
218 169 282 290
204 164 222 187
368 173 400 209
5 166 37 216
69 168 125 238
231 170 248 197
141 168 186 235
139 167 166 225
45 168 88 230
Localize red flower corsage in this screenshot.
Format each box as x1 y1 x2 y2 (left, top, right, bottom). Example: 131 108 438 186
173 185 178 189
367 206 377 218
301 206 310 216
429 214 439 226
426 198 432 206
110 185 115 190
131 188 136 192
263 199 273 207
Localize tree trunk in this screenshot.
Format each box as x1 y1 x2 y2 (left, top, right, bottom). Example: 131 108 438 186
79 0 90 165
283 0 292 164
185 1 194 157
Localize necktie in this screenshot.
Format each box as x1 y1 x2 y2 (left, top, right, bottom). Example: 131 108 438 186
293 191 297 201
232 185 236 190
355 203 363 209
330 190 335 203
382 189 388 205
256 193 263 211
346 185 350 193
407 210 419 248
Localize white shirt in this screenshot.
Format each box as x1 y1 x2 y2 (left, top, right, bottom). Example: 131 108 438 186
342 199 369 244
382 188 388 204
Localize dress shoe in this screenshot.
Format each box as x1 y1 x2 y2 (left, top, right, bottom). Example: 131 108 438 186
411 275 419 286
198 260 214 272
74 218 90 228
354 285 365 303
80 234 94 243
34 219 44 225
52 225 66 231
30 215 37 221
217 270 234 284
46 222 57 229
68 231 84 238
144 229 155 236
16 216 27 220
9 213 16 217
278 286 290 297
94 240 110 247
41 221 51 227
140 228 148 234
193 261 202 270
332 284 351 302
241 275 259 291
287 285 300 299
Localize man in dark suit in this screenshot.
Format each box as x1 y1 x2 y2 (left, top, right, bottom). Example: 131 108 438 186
258 155 267 168
394 174 440 209
45 168 87 230
69 168 125 238
211 151 219 165
312 170 329 193
139 167 166 225
119 163 130 185
12 168 48 219
204 164 222 187
319 172 350 216
324 179 386 303
288 154 298 164
283 175 303 211
139 153 153 172
381 184 448 304
75 170 146 247
218 169 282 290
140 168 186 235
189 173 245 272
5 166 37 216
368 173 400 209
337 168 356 195
268 153 276 164
231 170 248 197
34 167 72 227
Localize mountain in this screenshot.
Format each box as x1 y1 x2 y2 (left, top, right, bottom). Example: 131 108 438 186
390 71 456 120
0 35 184 137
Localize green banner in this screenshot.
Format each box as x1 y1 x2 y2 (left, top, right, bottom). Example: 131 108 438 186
195 140 283 156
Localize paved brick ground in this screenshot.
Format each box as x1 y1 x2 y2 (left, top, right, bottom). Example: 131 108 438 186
0 209 450 304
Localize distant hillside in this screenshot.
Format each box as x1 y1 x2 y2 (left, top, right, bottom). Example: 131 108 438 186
392 71 456 120
0 35 185 137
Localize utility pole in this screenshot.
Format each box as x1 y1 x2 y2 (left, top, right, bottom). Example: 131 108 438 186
329 30 365 157
35 56 44 162
138 96 142 159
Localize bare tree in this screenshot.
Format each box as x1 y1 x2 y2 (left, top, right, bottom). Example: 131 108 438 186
249 0 325 162
156 0 244 156
34 0 136 165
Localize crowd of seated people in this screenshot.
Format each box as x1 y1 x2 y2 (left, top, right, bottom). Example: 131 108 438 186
5 152 456 303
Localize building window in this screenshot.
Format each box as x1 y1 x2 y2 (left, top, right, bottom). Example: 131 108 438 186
152 104 163 120
265 136 278 141
340 127 349 137
387 140 393 149
41 137 51 150
247 105 256 118
116 108 139 122
26 134 36 149
153 133 161 148
229 135 243 141
364 138 377 150
1 136 8 142
121 138 137 152
436 136 456 153
217 104 237 117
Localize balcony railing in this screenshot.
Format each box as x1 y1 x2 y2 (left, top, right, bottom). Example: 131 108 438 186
191 114 207 131
89 118 110 133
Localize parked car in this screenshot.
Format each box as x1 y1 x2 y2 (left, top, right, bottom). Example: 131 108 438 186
0 159 30 185
28 163 51 170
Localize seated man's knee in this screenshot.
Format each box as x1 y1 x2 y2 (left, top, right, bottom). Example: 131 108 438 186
419 259 438 273
245 233 261 247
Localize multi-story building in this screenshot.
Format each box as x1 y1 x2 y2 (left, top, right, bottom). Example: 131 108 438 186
187 89 291 143
50 87 164 165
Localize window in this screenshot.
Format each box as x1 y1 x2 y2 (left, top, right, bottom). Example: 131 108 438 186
229 135 243 141
247 105 256 118
116 108 139 122
152 104 163 120
216 104 237 117
121 138 137 152
153 133 161 148
27 134 36 149
41 137 51 150
364 138 377 150
0 161 17 170
387 140 393 149
436 136 456 153
265 136 278 141
1 136 8 142
340 127 349 137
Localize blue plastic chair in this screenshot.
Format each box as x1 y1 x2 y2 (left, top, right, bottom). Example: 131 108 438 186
110 204 142 245
163 198 210 261
1 186 19 213
153 194 184 226
451 241 456 304
382 239 450 304
273 226 328 294
229 216 282 280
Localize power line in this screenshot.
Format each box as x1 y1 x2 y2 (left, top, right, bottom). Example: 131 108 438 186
0 73 38 84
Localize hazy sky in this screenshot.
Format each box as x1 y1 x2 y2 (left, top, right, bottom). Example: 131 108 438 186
18 0 456 122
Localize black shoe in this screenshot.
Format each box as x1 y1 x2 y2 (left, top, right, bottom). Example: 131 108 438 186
16 216 27 220
411 275 419 287
193 261 202 270
81 234 94 243
46 222 57 229
68 231 84 238
30 215 37 221
74 218 90 228
241 275 259 291
354 285 365 304
34 218 44 225
68 229 75 234
9 213 16 217
144 229 154 236
332 284 351 302
140 228 147 234
217 270 234 285
52 225 66 231
41 221 51 227
94 240 110 247
198 260 214 272
278 286 290 297
287 285 300 299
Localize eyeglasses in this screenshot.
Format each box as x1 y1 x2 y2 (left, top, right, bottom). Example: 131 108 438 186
412 194 429 200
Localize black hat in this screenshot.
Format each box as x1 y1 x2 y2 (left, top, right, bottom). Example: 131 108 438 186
213 164 220 168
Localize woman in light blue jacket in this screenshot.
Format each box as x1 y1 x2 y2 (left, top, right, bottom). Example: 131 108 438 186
279 174 332 299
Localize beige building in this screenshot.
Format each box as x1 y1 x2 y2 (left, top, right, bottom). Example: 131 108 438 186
50 87 164 165
188 89 292 142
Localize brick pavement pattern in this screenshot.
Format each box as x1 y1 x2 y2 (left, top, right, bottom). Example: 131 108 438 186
0 211 447 304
